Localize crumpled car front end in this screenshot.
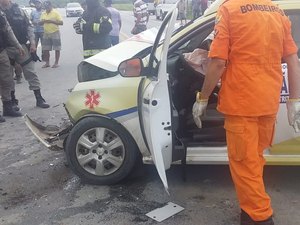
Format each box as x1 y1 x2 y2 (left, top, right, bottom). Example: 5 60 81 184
24 29 157 151
24 114 72 151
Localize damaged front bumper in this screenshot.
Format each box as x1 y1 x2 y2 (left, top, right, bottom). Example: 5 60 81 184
24 114 73 151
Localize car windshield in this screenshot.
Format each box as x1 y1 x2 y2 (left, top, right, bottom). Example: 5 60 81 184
67 3 81 8
162 0 177 4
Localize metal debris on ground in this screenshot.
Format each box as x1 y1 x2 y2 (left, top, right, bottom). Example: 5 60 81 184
146 202 184 222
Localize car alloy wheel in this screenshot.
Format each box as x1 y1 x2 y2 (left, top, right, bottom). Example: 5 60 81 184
75 127 125 177
65 116 139 185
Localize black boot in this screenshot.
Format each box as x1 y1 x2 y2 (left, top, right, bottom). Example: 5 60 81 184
0 114 5 122
241 210 255 225
33 89 50 108
255 217 274 225
2 100 23 117
11 91 20 111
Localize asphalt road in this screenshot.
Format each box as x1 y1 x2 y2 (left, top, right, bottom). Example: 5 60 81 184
0 9 300 225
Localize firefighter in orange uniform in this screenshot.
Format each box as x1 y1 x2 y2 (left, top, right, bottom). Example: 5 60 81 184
192 0 300 224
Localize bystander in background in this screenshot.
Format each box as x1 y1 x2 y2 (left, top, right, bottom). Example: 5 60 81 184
30 0 44 52
104 0 121 46
200 0 207 15
177 0 186 25
73 0 112 58
131 0 148 35
40 0 63 68
1 0 50 109
192 0 200 19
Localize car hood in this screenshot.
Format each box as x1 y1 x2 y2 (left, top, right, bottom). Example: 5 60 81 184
84 28 159 72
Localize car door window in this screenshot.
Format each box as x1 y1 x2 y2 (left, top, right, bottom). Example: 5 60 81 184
169 19 215 55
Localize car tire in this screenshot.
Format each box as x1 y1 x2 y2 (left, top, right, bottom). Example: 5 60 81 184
65 116 139 185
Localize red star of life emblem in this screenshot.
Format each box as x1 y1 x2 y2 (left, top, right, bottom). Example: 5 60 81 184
85 90 100 109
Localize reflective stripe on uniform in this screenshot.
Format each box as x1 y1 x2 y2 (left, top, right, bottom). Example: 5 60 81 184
93 23 100 33
83 49 104 57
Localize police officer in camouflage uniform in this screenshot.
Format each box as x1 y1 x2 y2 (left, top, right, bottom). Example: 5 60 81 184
0 0 49 108
0 9 24 122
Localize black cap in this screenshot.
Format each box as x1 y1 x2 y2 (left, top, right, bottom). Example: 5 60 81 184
43 0 52 7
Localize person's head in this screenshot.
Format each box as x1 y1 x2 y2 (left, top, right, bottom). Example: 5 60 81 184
35 0 42 10
86 0 99 11
104 0 111 7
80 1 87 11
43 0 52 12
0 0 11 8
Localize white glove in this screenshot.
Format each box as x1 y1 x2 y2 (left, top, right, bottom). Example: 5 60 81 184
79 18 86 30
287 99 300 133
73 18 86 34
192 92 208 128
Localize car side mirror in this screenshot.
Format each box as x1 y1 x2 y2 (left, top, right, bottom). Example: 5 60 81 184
118 58 143 77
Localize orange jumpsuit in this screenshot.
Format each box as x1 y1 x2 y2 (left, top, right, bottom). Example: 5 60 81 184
208 0 298 221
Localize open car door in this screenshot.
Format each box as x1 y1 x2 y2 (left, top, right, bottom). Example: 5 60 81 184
139 6 178 192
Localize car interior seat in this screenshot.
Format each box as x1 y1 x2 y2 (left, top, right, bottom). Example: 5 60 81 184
169 49 225 144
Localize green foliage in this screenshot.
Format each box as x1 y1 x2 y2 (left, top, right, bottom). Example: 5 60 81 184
112 3 132 11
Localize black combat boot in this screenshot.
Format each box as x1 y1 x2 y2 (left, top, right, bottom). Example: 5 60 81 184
2 100 23 117
33 89 50 108
0 113 5 123
11 91 20 111
255 217 274 225
241 210 255 225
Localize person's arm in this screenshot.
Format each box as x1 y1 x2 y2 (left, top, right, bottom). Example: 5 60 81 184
30 11 36 25
285 53 300 132
200 5 229 99
48 19 63 25
50 11 63 25
192 5 229 128
4 17 24 55
282 13 300 132
135 13 142 24
43 11 63 25
200 58 226 99
84 8 112 35
38 12 44 25
285 54 300 98
22 10 36 52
